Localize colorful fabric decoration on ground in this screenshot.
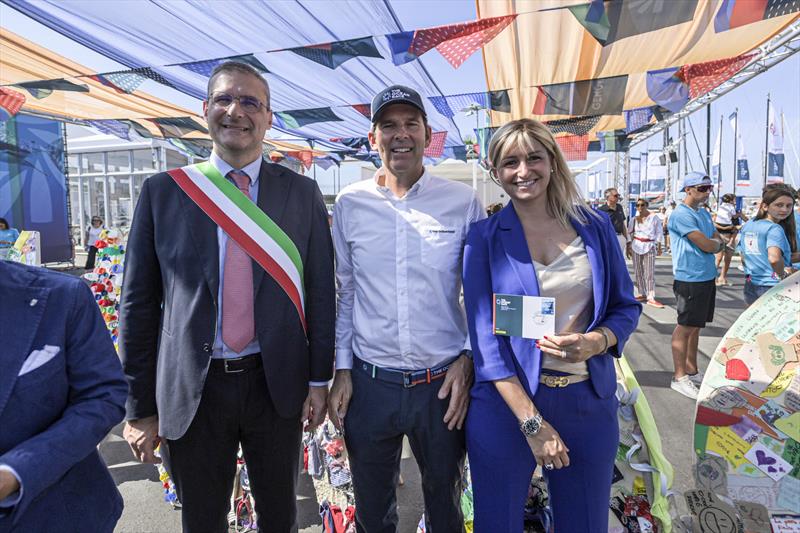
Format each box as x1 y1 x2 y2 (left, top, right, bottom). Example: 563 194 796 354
82 229 125 349
693 272 800 530
304 420 355 513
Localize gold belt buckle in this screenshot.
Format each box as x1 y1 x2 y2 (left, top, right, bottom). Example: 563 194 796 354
544 375 570 388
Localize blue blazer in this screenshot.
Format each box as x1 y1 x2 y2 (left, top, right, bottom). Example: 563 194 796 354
0 261 128 532
463 204 641 399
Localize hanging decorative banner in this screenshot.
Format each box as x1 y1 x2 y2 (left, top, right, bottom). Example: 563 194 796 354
90 71 148 94
287 36 383 69
0 87 26 121
386 14 516 68
179 53 269 77
287 150 314 170
555 134 589 161
646 67 690 114
423 131 447 158
714 0 799 33
86 119 154 141
350 104 371 119
676 52 757 99
428 89 511 118
623 106 654 134
532 75 628 116
169 138 213 159
100 67 176 89
767 106 785 184
275 107 343 128
596 129 630 153
14 79 89 99
149 116 208 137
545 115 601 136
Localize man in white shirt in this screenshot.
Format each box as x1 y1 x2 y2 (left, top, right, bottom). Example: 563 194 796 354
328 85 484 531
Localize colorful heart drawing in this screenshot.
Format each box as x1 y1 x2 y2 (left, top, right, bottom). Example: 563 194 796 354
725 358 751 381
755 450 776 466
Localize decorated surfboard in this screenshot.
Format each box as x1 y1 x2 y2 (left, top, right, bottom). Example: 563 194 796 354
692 272 800 532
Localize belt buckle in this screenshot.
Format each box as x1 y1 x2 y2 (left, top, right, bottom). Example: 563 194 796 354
544 375 569 388
223 358 245 374
402 371 415 388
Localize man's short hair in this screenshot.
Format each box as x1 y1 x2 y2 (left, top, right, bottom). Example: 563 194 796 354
207 61 270 108
604 188 618 198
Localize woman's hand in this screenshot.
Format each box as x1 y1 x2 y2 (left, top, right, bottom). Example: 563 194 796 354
528 420 570 469
536 332 604 363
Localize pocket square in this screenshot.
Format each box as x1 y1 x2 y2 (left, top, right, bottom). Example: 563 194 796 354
18 345 61 376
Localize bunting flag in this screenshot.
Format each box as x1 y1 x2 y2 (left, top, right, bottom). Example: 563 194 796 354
330 137 370 151
423 131 447 157
352 152 382 168
767 106 785 184
646 67 690 113
103 67 175 89
149 117 208 137
428 89 511 118
714 0 800 33
387 15 516 68
179 53 269 77
169 138 213 159
314 157 336 171
350 104 371 119
288 36 383 69
711 126 722 187
623 107 655 134
555 134 589 161
596 129 630 152
275 107 342 128
728 111 750 189
287 150 314 170
0 87 26 121
85 119 153 141
568 0 698 46
532 75 627 116
545 115 601 136
90 71 148 94
14 79 89 99
675 53 757 99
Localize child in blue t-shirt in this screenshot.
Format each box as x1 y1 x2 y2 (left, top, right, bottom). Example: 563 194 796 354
738 184 798 304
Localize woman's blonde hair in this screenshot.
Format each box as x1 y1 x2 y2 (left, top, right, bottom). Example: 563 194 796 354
487 118 597 227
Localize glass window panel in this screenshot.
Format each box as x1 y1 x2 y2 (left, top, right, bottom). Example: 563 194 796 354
133 149 157 172
166 149 188 170
107 175 132 228
107 150 131 173
82 152 104 173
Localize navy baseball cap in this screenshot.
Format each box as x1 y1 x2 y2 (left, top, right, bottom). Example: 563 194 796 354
370 85 427 123
681 171 712 190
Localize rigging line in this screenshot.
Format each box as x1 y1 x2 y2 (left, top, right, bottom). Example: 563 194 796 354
686 114 705 173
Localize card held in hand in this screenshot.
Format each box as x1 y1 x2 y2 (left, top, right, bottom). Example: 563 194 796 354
493 293 556 340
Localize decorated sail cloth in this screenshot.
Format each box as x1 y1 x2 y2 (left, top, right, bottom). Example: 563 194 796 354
166 162 306 332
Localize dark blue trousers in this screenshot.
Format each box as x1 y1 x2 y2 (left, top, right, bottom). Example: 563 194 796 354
466 379 619 532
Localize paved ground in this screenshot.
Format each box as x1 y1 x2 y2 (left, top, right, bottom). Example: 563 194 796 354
89 256 747 532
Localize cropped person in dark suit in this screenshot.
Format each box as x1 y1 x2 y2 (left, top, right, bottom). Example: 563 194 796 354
0 260 127 532
119 61 335 533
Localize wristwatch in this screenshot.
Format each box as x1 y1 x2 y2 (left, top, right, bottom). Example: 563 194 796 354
519 413 543 437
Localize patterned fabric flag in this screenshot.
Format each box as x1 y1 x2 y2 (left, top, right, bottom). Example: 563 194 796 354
569 0 698 46
532 75 627 116
350 104 371 119
676 53 757 99
429 92 488 118
286 150 314 170
0 87 26 121
489 89 512 113
180 54 269 77
86 119 153 141
101 67 176 89
288 36 383 69
14 79 89 99
545 115 601 136
275 107 342 129
623 107 655 133
330 137 370 151
714 0 800 33
386 15 516 68
169 138 213 159
596 130 630 152
767 106 785 183
423 131 447 157
315 157 338 171
555 134 589 161
149 117 208 137
90 71 147 93
646 67 689 113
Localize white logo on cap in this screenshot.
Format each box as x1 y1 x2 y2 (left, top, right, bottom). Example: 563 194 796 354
383 88 411 102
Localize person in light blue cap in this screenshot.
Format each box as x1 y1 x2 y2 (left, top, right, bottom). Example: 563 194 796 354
666 171 724 399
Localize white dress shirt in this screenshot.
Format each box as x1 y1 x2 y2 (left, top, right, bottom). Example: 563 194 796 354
629 213 662 255
333 169 485 371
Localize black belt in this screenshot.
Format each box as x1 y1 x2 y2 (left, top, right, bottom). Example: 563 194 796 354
210 353 262 374
353 355 455 388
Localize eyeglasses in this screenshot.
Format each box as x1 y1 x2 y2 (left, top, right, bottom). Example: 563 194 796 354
693 185 713 193
636 203 647 207
209 93 269 114
610 193 620 198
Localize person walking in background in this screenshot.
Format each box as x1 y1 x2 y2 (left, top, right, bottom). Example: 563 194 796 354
667 172 725 400
663 201 676 253
628 199 664 308
598 187 632 258
84 216 104 270
713 194 746 286
462 119 640 531
738 184 798 304
655 206 667 255
0 218 19 260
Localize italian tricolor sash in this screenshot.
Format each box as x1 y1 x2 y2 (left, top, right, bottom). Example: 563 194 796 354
167 162 306 333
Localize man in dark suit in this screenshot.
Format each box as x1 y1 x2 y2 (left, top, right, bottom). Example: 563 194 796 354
0 260 128 532
119 61 335 533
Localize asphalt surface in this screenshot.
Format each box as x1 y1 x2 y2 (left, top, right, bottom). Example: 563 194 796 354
96 257 748 532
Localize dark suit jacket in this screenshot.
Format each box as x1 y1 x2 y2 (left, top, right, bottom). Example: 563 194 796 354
463 204 642 400
0 261 127 532
118 160 335 440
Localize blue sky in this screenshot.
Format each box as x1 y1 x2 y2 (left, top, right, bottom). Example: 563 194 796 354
3 1 798 197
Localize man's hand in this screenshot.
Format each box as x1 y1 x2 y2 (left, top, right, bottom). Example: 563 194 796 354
438 354 474 431
123 415 161 464
302 385 328 432
0 469 21 501
327 370 352 431
625 242 633 260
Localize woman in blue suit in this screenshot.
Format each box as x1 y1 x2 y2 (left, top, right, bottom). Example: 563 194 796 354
463 119 641 531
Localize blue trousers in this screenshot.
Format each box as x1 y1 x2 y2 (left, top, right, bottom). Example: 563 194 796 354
466 379 619 532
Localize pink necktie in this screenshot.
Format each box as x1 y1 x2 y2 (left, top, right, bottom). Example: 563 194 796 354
222 170 255 353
